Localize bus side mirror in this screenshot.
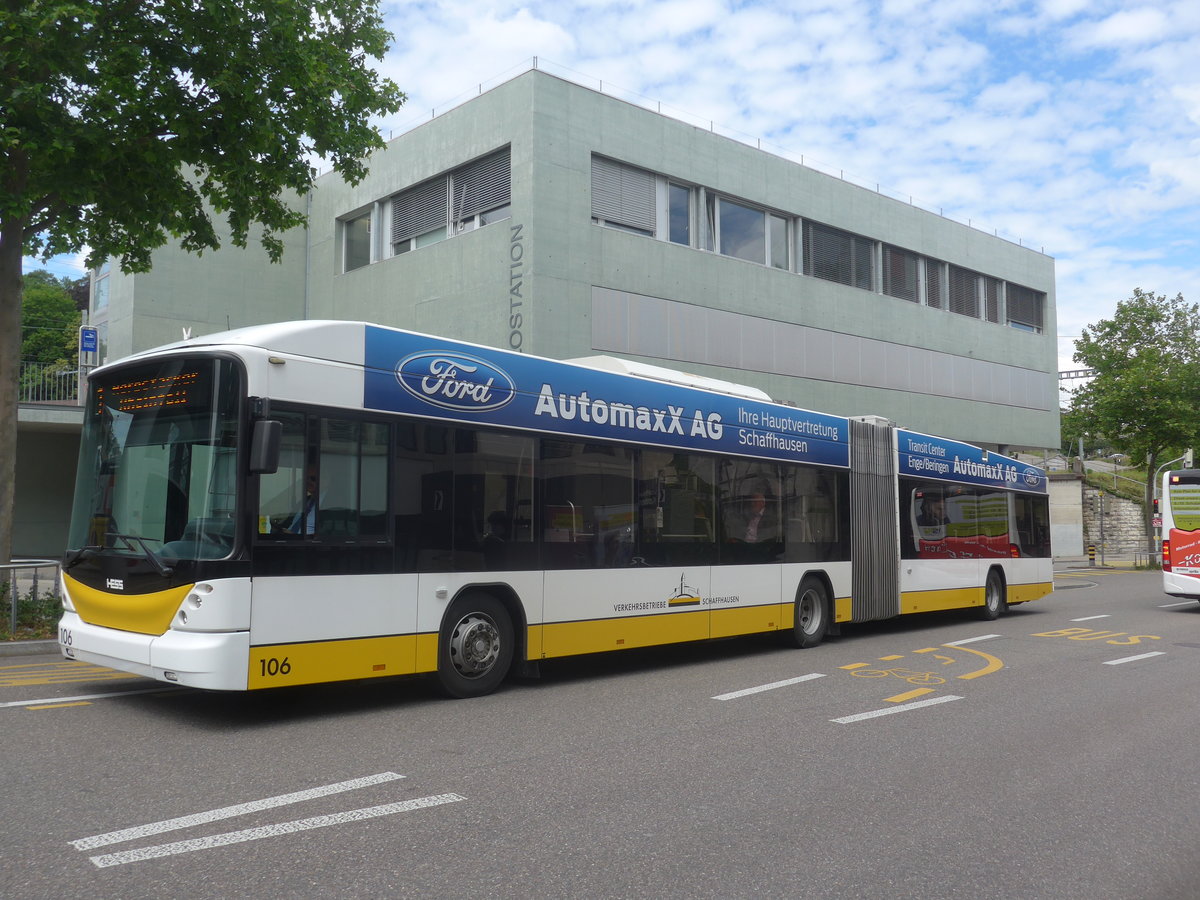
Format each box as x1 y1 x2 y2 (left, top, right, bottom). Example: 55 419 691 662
249 420 282 474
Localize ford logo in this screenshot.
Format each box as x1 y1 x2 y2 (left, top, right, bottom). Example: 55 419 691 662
1022 467 1042 486
394 352 516 412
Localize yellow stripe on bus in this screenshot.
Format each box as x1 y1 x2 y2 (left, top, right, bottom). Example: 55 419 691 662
538 610 709 658
248 635 419 689
901 587 984 614
64 573 191 636
1008 581 1053 604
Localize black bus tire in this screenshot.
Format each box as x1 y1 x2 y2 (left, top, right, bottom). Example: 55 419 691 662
785 577 829 649
436 593 514 698
978 568 1007 621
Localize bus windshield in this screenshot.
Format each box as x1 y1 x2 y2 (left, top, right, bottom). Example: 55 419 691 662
67 356 242 562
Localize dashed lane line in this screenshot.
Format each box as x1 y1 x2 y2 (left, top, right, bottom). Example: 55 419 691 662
87 793 466 868
71 772 407 850
831 695 963 724
1103 651 1167 666
712 673 825 700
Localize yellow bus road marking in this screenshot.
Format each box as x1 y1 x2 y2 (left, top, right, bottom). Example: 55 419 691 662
877 655 905 661
85 793 466 868
27 701 92 710
947 644 1004 680
711 673 825 700
886 688 935 703
839 663 871 670
0 687 179 709
0 661 86 671
71 772 408 851
913 647 939 654
1 671 143 687
832 695 963 724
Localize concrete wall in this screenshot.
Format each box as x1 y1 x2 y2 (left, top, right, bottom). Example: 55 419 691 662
1050 474 1084 557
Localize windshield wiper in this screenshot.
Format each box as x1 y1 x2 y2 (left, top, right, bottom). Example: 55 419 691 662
109 533 175 578
63 546 101 567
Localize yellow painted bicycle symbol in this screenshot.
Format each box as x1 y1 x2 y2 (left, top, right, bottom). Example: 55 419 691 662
850 667 946 685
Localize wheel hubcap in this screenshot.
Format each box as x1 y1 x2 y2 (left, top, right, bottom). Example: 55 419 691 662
799 590 821 634
449 613 501 677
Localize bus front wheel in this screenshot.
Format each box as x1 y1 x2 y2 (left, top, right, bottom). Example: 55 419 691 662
437 594 514 698
785 578 829 649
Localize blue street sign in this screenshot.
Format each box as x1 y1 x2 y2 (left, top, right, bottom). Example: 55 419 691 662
80 327 98 354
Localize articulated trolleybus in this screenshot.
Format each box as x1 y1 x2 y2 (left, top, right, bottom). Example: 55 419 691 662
59 321 1052 697
1162 469 1200 600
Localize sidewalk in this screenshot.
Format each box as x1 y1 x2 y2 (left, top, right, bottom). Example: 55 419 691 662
1054 554 1158 571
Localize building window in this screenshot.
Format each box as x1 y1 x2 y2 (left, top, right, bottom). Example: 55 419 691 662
948 265 979 318
803 221 873 290
882 245 919 302
924 259 944 309
716 196 765 264
769 214 789 270
387 147 511 256
391 177 448 255
699 193 789 268
1007 283 1045 332
983 276 1001 324
92 263 110 313
668 183 691 245
591 156 655 236
343 211 371 272
451 149 511 234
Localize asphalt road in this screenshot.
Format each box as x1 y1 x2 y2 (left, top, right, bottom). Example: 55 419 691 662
3 568 1198 899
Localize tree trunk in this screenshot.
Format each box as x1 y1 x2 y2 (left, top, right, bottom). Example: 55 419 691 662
0 219 25 567
1146 448 1159 559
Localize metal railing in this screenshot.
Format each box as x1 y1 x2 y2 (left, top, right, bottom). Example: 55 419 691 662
2 559 62 638
19 360 81 404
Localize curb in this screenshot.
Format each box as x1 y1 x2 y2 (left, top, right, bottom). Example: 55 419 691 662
0 639 59 658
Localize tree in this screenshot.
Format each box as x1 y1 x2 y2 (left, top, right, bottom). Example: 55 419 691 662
1070 289 1200 549
0 1 405 565
21 270 80 366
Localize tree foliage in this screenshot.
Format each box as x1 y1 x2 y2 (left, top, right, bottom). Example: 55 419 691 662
0 0 405 564
1070 289 1200 539
21 270 81 366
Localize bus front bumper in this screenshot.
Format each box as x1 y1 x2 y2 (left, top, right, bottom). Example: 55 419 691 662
58 611 250 691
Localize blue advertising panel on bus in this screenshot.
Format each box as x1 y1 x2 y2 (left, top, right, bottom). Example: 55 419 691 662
897 429 1047 494
363 326 850 468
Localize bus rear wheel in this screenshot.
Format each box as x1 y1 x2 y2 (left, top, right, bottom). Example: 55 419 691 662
784 577 829 649
437 594 514 698
978 569 1007 621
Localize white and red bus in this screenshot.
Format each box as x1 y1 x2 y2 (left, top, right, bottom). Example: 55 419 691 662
58 321 1052 697
1162 469 1200 599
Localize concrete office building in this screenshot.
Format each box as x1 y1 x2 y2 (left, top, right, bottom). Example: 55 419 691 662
17 67 1057 555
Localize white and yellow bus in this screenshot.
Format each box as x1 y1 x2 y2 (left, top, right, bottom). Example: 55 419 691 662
58 321 1052 697
1162 469 1200 599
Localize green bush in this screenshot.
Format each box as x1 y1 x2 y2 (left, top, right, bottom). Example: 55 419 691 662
0 581 63 641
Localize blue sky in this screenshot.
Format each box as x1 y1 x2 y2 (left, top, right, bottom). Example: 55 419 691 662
29 0 1200 375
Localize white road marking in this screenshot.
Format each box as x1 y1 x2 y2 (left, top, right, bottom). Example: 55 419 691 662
1103 652 1167 666
831 695 963 724
87 793 465 868
0 687 175 709
1071 615 1111 622
1159 601 1196 609
943 634 1000 646
712 673 825 700
71 772 406 850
